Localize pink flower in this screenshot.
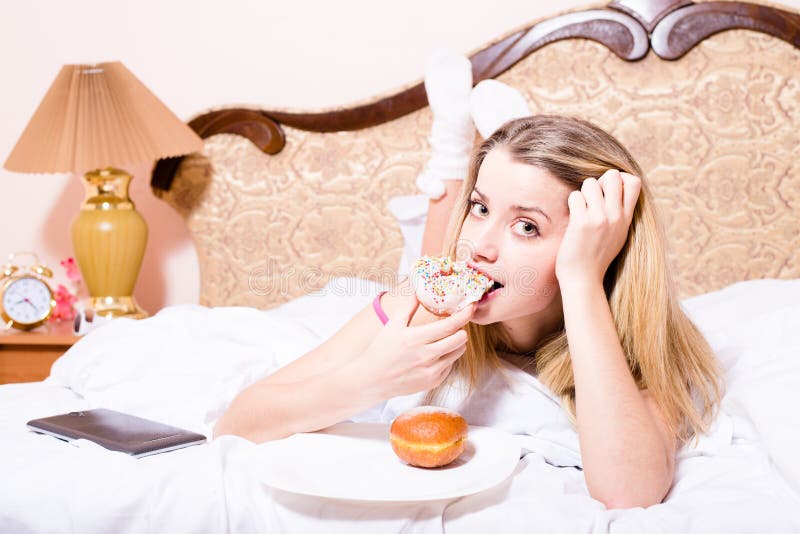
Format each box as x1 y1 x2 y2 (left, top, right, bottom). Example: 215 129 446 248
60 257 82 282
49 284 78 322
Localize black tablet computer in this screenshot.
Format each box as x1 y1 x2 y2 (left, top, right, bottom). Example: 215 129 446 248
27 408 207 458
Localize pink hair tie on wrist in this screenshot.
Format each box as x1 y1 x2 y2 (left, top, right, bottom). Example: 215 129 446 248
373 290 390 325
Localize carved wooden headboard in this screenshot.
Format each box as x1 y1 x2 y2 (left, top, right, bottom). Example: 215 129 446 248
151 0 800 309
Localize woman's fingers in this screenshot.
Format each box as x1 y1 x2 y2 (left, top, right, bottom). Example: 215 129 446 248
425 328 468 360
579 170 637 223
388 292 420 328
620 172 642 220
412 303 475 343
580 178 606 220
567 190 587 220
438 341 467 365
598 169 623 221
432 343 468 382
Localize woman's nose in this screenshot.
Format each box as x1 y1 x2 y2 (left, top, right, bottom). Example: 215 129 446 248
458 232 499 263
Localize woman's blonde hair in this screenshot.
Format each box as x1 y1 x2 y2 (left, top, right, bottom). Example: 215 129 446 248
424 114 723 444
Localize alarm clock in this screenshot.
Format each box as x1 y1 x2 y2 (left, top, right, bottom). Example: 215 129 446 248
0 252 57 331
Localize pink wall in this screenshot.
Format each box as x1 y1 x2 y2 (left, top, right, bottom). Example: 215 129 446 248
2 0 799 312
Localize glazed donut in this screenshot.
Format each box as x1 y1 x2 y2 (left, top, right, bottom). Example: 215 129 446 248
389 406 469 468
410 256 495 316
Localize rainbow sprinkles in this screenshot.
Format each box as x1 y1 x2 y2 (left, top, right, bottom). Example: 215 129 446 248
410 255 494 316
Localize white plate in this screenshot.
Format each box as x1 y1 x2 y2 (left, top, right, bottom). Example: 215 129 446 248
251 422 520 501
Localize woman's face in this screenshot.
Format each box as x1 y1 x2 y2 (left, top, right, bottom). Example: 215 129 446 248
458 148 573 337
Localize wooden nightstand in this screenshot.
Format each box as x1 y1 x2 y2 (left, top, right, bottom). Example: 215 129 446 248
0 321 80 384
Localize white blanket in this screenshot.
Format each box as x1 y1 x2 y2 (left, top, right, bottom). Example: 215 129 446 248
1 278 799 533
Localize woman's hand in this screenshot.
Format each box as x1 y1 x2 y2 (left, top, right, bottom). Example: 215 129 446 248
351 294 474 400
555 170 641 289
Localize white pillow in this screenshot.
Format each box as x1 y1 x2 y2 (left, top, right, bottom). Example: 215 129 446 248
680 278 800 354
387 194 429 277
48 305 323 435
680 278 800 494
264 276 388 341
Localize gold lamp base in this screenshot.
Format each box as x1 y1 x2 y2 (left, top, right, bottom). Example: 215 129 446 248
88 296 148 320
71 167 149 320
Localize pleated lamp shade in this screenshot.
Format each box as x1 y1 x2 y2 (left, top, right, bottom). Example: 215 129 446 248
4 61 203 173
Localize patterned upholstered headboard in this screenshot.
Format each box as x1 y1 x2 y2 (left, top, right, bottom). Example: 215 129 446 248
151 0 800 309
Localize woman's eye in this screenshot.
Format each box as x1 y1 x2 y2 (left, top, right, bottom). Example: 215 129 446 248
469 200 488 217
513 220 539 237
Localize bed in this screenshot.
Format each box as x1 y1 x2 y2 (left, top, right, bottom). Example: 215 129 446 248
2 0 800 532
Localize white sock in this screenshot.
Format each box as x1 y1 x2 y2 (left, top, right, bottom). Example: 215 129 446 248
470 79 531 139
416 49 475 200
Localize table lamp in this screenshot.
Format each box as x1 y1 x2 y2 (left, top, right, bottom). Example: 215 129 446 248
3 61 203 319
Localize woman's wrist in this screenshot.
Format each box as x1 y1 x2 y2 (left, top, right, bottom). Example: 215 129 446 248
336 355 389 410
557 273 604 298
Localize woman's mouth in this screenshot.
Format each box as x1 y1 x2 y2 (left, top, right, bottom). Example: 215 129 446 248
479 280 504 304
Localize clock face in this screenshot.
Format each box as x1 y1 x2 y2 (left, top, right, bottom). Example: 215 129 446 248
1 276 54 325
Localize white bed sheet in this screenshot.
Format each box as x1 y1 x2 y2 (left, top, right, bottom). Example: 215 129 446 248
1 277 799 533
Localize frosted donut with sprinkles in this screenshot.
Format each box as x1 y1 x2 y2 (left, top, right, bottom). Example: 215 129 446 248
409 256 495 316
